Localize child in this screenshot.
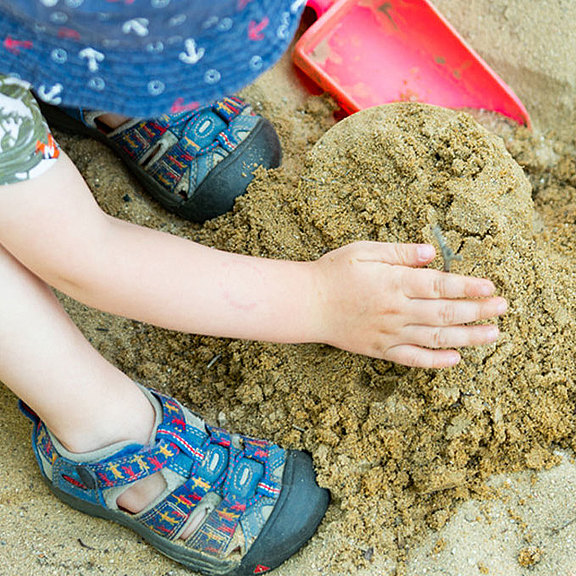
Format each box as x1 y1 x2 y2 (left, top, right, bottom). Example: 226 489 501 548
0 2 507 575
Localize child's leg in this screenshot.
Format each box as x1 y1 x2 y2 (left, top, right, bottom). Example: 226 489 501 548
0 243 329 573
0 242 170 512
0 243 154 454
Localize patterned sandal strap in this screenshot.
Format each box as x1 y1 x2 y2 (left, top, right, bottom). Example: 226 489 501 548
107 96 250 166
21 390 281 497
211 96 249 122
160 96 250 156
84 392 207 490
19 396 193 490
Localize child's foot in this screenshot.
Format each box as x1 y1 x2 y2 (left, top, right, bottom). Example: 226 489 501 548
21 386 329 576
37 97 282 223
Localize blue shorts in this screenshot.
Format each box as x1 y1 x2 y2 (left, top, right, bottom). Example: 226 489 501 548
0 75 60 185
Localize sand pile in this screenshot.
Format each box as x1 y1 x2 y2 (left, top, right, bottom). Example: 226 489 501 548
90 102 566 571
52 102 576 574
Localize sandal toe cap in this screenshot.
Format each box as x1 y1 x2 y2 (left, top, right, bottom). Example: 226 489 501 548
238 450 330 575
180 116 282 223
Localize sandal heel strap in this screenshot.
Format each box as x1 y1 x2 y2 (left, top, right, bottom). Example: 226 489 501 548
64 391 210 492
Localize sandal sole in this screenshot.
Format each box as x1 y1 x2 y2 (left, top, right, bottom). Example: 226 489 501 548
42 450 328 576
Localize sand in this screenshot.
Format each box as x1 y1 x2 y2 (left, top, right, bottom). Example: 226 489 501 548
2 1 576 576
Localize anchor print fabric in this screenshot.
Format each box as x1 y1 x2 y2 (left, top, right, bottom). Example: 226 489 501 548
0 0 306 117
0 75 59 185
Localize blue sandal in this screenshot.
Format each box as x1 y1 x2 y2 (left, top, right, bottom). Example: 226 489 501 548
38 96 282 223
21 386 329 576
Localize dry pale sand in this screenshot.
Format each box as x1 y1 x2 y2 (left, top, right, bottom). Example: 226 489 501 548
1 1 576 576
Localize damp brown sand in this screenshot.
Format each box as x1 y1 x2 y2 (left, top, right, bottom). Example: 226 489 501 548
186 104 576 571
3 23 576 576
29 95 576 576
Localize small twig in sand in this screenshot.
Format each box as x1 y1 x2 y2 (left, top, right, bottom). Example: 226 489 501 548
550 515 576 535
432 225 463 272
206 354 221 369
77 538 96 550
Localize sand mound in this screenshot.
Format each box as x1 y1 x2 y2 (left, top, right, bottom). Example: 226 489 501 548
56 102 576 573
179 103 576 570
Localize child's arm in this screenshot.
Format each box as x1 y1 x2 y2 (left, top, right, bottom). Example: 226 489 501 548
0 153 506 368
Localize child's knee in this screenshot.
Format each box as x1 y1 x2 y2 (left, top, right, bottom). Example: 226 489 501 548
0 75 60 186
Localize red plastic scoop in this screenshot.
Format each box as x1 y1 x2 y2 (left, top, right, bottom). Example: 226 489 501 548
294 0 531 126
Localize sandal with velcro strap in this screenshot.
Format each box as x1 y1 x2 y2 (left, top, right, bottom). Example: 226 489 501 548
38 96 282 223
20 385 329 576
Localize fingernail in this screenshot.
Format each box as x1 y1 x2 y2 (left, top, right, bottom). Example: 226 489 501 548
417 244 435 261
496 299 508 314
446 352 460 367
478 281 495 296
487 326 500 341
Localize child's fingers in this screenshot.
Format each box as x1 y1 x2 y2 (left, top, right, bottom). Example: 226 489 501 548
385 345 462 369
407 296 507 327
384 322 501 367
352 242 437 267
403 324 500 350
402 267 498 300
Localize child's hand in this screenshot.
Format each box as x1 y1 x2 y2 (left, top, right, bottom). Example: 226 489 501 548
312 241 507 368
